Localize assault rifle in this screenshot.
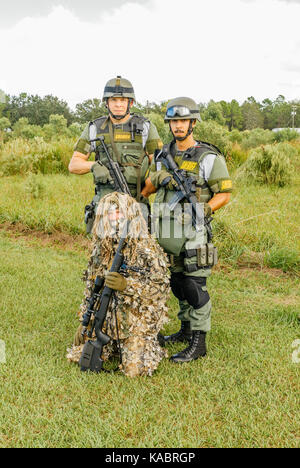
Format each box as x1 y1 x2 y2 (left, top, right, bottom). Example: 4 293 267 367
79 220 130 373
161 151 213 240
90 132 131 196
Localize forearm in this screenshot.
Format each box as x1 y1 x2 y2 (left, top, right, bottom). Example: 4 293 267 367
68 152 94 175
208 192 231 212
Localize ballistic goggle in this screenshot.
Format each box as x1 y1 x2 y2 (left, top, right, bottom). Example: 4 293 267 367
166 106 198 118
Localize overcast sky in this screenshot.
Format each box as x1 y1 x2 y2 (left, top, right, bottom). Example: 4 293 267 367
0 0 299 109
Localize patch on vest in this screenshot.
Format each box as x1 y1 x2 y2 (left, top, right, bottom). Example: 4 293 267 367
220 180 232 190
180 161 198 171
114 133 131 142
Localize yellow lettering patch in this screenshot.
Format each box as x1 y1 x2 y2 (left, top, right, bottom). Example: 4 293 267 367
114 133 131 142
180 161 198 171
221 180 232 190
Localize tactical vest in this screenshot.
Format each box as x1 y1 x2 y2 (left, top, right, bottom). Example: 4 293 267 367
91 114 150 201
152 141 220 258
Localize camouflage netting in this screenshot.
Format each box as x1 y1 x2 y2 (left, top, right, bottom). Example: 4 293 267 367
67 192 170 377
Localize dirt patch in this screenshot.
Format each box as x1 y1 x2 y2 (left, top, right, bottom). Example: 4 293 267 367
0 222 91 252
0 222 298 278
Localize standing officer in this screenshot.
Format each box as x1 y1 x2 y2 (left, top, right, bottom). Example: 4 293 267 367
142 97 232 363
68 76 163 232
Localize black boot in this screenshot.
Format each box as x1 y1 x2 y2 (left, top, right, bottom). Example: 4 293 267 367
170 330 207 363
164 321 192 344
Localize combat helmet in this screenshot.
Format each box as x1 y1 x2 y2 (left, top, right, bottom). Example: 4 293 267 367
164 97 201 122
103 76 136 102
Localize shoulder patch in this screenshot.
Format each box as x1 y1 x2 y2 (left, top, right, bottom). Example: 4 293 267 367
220 180 232 190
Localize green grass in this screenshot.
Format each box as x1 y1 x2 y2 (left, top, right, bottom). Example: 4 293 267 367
0 174 94 234
0 233 299 448
0 167 299 271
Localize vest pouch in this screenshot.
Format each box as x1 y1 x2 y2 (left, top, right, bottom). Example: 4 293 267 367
122 152 148 185
184 227 208 272
207 243 214 266
152 188 199 256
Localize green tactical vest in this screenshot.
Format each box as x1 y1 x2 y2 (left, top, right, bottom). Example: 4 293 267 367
91 114 150 201
152 142 220 256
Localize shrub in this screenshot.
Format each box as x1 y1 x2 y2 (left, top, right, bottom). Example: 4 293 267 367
0 117 11 131
0 136 75 176
193 121 231 156
229 143 248 167
228 129 243 144
13 118 43 139
273 128 300 143
236 143 293 187
240 128 274 151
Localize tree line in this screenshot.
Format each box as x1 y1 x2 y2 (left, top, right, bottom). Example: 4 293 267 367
0 90 299 131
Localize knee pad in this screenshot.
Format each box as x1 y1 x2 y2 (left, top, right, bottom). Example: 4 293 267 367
182 276 210 309
170 273 186 301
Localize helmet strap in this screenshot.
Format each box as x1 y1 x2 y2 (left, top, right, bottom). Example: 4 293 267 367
106 99 132 121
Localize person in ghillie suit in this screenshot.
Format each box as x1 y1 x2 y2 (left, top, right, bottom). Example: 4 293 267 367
67 192 170 377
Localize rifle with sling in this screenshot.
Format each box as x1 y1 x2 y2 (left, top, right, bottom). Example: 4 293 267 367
160 150 213 239
89 122 131 196
79 220 130 373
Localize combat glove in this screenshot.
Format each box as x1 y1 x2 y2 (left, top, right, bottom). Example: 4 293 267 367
204 203 212 218
150 170 176 190
91 162 111 185
105 272 127 292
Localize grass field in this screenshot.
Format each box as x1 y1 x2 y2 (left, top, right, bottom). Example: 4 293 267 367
0 232 299 448
0 151 299 447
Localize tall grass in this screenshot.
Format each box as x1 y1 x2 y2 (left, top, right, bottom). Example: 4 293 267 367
0 137 75 176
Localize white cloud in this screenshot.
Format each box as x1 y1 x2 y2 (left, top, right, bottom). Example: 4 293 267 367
0 0 300 109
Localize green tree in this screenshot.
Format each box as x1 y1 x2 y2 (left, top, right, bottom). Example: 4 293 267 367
241 96 263 130
261 98 275 129
43 114 68 140
202 100 226 126
272 95 292 128
0 89 8 117
74 98 106 123
5 93 74 126
13 117 43 139
220 100 243 131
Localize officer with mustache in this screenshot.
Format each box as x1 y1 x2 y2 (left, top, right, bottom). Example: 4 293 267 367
142 97 232 363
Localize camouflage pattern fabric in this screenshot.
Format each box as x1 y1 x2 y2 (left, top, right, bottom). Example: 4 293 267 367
67 192 170 377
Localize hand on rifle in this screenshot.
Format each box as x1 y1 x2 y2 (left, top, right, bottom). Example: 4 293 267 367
105 272 127 292
91 162 111 185
204 203 212 218
151 170 177 190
